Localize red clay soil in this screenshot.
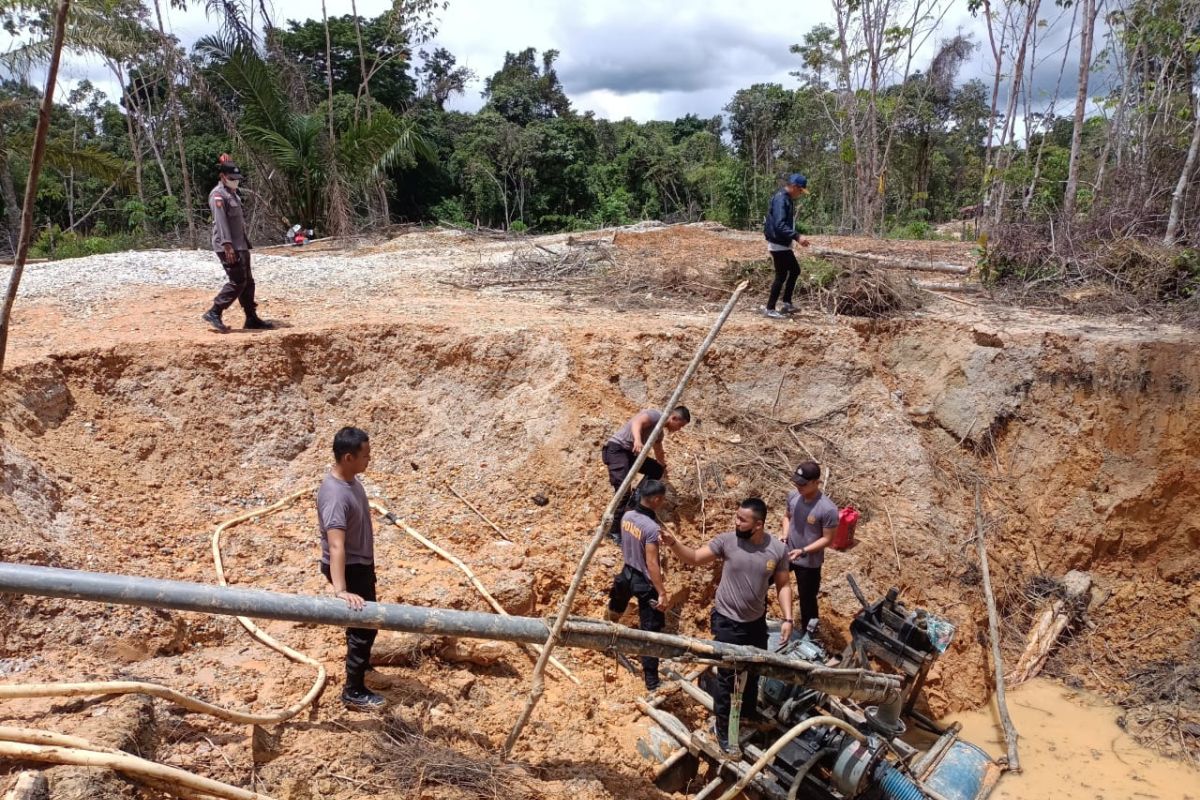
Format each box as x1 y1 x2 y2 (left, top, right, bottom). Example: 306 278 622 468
0 226 1196 799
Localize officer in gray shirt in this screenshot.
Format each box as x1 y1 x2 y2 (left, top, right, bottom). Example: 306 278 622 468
606 479 671 692
601 406 691 543
317 426 384 710
662 498 793 753
782 461 839 635
202 154 273 333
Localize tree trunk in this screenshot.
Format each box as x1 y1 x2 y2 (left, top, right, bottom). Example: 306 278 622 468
991 1 1039 231
0 0 72 373
154 0 198 248
1163 94 1200 245
1062 0 1098 222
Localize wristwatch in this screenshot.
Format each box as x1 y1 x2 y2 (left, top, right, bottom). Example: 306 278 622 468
783 619 794 624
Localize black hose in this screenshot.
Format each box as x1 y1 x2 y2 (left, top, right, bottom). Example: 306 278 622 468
787 746 838 800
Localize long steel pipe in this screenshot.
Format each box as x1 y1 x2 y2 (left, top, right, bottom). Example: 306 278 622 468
0 563 900 703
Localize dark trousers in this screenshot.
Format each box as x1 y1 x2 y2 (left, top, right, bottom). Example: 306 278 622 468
608 566 665 689
792 564 822 632
212 250 257 314
767 249 801 310
601 442 664 541
320 562 377 690
711 610 768 735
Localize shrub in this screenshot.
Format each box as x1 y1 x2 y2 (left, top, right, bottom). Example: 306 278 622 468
31 227 144 260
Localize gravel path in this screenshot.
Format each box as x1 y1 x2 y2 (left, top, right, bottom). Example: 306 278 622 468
13 232 480 306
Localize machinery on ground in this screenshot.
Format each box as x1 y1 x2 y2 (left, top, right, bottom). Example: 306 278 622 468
634 575 1001 800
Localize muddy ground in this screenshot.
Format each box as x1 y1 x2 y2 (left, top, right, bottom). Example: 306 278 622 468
1 224 1197 799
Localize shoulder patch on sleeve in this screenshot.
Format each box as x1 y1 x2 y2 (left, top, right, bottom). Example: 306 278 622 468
214 197 223 208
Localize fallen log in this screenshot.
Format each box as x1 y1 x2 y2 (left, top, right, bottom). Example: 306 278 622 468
1006 570 1092 686
813 246 971 275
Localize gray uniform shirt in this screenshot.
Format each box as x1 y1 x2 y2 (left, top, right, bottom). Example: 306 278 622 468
786 491 839 569
608 409 662 450
708 532 790 623
620 506 660 576
209 183 251 252
317 473 374 565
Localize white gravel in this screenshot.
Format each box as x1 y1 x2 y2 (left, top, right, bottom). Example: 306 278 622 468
14 239 470 307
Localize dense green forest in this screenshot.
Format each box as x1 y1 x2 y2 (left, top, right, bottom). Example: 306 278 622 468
1 0 1198 287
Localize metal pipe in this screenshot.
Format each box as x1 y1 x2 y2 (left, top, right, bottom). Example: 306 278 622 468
0 563 901 703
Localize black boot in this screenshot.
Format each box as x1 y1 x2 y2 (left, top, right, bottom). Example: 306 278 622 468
243 313 275 330
202 308 230 333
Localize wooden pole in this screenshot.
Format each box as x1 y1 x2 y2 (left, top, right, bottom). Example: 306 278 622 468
0 0 72 373
502 280 750 757
974 483 1020 772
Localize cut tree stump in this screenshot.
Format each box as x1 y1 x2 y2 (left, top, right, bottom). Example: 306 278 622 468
1006 570 1092 686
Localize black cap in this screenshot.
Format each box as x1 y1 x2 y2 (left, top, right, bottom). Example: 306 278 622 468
793 461 821 483
217 153 243 178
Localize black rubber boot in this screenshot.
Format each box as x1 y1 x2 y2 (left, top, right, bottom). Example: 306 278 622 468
202 309 230 333
243 313 275 330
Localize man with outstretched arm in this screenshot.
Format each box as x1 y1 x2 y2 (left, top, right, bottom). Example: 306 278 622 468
661 498 793 753
782 461 838 636
317 426 384 710
606 479 672 693
601 406 691 543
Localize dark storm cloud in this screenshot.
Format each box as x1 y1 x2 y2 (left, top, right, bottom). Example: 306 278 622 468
555 14 800 96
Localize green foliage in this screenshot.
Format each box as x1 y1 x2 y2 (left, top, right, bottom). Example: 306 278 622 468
31 225 143 260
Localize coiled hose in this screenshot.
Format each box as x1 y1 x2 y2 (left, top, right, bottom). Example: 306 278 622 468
880 764 925 800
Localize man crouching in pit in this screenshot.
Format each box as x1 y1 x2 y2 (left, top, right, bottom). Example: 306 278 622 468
606 479 672 694
317 426 385 710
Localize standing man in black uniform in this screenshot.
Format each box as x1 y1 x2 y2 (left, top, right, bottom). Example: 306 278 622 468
662 498 793 753
203 154 273 332
606 479 671 693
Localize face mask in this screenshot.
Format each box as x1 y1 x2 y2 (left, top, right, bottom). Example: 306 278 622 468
225 179 240 190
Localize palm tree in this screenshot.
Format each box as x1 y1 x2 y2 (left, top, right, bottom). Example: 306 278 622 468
196 34 429 234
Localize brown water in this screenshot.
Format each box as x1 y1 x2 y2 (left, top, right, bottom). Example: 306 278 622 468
948 678 1199 800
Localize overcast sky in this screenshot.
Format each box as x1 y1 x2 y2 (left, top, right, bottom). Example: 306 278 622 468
26 0 1109 127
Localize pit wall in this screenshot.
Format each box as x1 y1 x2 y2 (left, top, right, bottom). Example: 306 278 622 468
0 316 1196 713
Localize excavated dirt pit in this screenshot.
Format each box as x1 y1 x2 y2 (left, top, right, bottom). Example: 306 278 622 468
1 228 1199 798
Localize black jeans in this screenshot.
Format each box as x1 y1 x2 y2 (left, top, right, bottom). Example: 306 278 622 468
212 250 257 314
600 442 664 540
792 565 822 631
608 566 665 689
767 249 801 310
710 610 768 736
320 562 377 691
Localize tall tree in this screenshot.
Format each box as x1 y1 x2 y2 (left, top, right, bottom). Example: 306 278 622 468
0 0 72 373
1061 0 1101 221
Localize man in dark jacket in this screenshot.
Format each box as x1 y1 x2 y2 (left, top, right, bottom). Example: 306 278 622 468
762 173 811 320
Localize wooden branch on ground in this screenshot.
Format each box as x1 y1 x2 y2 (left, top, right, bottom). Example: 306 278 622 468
1006 570 1092 686
445 483 510 541
503 280 752 758
975 483 1020 772
370 502 579 685
813 246 971 275
0 729 273 800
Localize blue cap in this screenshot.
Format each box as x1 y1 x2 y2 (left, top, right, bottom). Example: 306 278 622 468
787 173 808 190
